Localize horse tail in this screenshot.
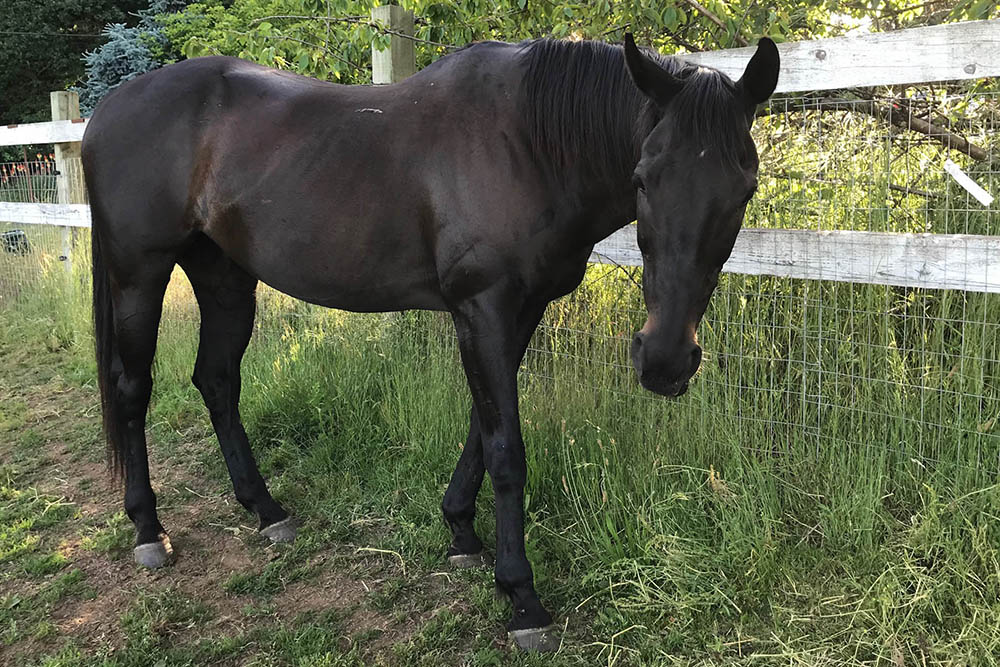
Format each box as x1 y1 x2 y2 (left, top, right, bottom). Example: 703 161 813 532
91 222 124 478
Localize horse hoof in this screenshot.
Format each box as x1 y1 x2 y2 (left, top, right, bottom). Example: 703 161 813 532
509 625 560 652
134 538 172 569
260 517 297 543
447 551 493 569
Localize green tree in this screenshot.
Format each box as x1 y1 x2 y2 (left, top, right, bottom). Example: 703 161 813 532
159 0 1000 87
0 0 146 124
76 1 190 113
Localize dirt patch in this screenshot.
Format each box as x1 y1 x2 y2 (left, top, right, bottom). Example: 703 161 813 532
0 360 488 665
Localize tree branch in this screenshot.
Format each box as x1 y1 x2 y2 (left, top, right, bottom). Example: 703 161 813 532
249 14 458 49
679 0 749 46
760 96 989 161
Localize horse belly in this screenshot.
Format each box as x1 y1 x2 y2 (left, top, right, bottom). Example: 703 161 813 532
205 207 446 313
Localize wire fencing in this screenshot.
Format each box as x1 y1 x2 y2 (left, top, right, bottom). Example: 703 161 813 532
546 85 1000 476
0 157 65 308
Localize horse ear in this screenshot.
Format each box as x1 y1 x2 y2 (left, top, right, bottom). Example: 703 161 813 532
623 33 684 108
737 37 780 108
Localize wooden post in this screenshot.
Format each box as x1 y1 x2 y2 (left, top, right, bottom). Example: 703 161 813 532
50 91 87 276
371 5 415 84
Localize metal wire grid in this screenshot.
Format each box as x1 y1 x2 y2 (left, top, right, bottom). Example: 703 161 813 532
0 88 996 475
528 86 1000 474
0 158 59 203
0 158 65 304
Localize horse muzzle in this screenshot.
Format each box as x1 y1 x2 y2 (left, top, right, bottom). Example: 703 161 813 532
631 332 702 398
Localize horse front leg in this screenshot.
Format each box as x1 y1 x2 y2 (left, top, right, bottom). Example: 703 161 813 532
442 301 546 568
451 292 557 651
441 405 488 564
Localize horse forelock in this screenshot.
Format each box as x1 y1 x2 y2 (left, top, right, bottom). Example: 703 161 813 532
658 56 748 166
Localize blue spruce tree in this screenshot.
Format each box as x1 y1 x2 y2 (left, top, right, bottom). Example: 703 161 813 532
77 1 188 114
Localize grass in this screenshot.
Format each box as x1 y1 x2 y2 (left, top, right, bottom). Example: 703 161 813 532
1 236 999 665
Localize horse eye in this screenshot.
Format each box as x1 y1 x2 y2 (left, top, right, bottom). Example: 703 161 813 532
632 174 646 192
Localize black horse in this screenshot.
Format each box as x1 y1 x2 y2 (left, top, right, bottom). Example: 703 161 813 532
82 34 778 649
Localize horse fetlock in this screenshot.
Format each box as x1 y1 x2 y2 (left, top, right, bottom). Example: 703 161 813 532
442 509 483 557
124 493 161 539
495 571 551 631
506 594 554 633
446 532 485 559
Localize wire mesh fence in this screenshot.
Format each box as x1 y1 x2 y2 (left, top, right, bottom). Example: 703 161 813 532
0 157 58 203
0 157 65 306
0 84 997 477
557 84 1000 477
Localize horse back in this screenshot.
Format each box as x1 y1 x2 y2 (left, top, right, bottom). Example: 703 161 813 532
83 47 581 311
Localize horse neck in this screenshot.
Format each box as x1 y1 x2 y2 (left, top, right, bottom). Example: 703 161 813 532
555 158 638 246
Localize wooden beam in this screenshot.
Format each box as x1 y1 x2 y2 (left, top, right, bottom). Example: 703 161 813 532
681 19 1000 93
371 5 415 84
592 226 1000 294
0 118 87 146
50 91 87 273
0 202 92 228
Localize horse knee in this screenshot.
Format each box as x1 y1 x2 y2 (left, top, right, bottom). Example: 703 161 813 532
192 363 232 414
482 436 526 490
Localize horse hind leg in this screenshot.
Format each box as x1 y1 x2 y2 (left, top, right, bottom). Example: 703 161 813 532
180 239 294 543
101 260 175 568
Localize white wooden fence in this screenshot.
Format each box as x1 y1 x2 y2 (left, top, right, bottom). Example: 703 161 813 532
1 18 998 292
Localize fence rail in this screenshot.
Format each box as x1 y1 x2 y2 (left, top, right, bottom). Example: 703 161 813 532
685 18 1000 93
0 202 91 228
0 118 88 146
595 228 1000 294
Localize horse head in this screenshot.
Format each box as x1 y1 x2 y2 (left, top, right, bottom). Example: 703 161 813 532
623 34 779 396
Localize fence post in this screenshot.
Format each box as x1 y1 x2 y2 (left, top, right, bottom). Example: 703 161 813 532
371 5 416 84
50 91 87 276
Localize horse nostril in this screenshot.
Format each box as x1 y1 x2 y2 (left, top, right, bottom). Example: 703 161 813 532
689 345 702 373
630 333 645 373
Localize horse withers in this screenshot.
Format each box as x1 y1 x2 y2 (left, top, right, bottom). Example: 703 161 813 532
82 34 778 650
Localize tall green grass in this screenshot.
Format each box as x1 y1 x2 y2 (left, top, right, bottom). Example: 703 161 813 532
3 227 1000 662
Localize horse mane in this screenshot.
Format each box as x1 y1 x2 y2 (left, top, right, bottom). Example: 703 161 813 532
520 38 746 185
